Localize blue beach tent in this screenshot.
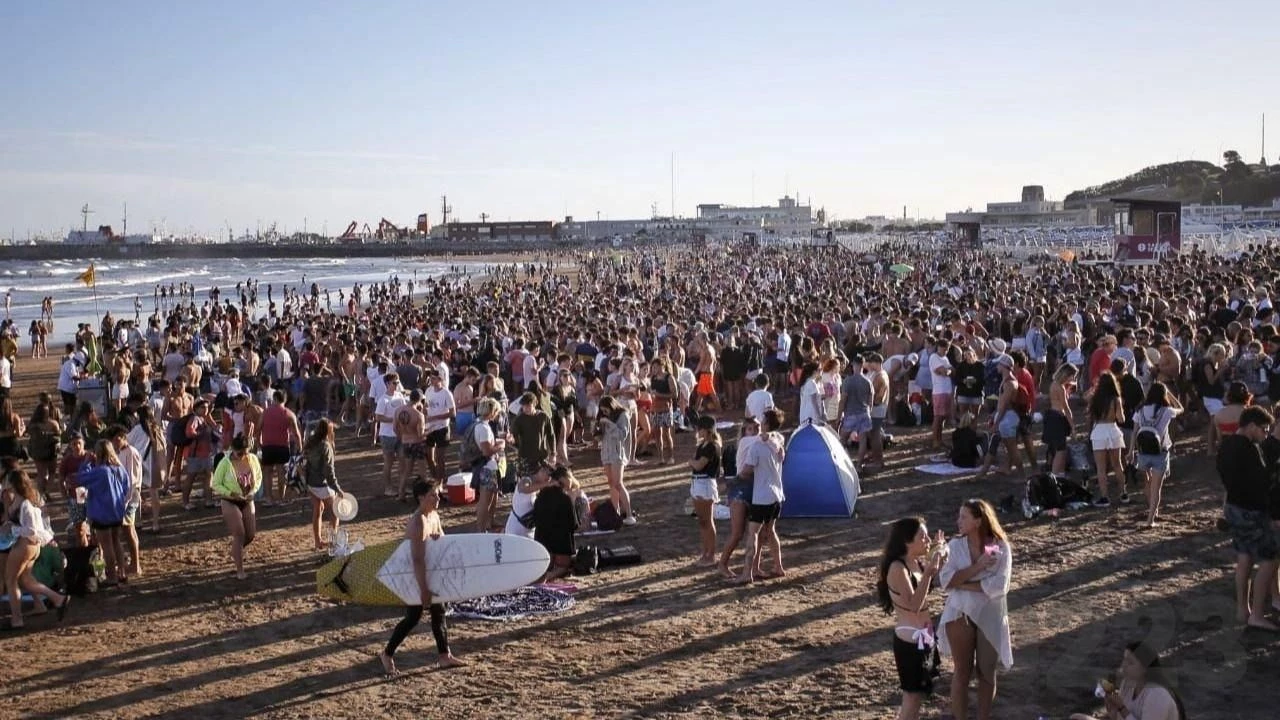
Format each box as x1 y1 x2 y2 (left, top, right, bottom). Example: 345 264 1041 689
780 421 860 518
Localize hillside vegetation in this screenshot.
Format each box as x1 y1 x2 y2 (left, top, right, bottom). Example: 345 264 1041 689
1065 153 1280 208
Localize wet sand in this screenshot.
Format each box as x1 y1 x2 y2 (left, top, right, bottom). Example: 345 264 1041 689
2 358 1277 719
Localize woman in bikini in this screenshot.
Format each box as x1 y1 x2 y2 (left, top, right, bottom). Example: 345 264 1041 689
876 516 946 720
1208 381 1250 456
210 434 262 580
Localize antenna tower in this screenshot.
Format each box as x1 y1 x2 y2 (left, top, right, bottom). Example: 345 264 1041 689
441 195 453 225
80 204 94 232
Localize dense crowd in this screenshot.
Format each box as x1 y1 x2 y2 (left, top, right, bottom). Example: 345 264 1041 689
5 240 1280 717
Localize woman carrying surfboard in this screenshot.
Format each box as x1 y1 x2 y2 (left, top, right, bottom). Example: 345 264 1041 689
379 477 463 676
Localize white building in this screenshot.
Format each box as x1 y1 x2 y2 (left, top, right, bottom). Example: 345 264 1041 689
66 227 157 245
946 185 1098 228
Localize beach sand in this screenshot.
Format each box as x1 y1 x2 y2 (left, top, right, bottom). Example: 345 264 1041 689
1 358 1276 719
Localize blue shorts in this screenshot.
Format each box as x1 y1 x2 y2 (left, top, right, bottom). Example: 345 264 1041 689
997 410 1021 439
725 477 753 504
379 436 401 454
455 412 475 435
841 414 873 436
1134 451 1170 474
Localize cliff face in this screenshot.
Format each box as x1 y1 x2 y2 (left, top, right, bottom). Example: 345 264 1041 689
1065 160 1280 208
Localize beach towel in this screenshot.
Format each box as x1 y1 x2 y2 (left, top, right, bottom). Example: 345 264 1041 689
447 586 575 622
915 463 976 475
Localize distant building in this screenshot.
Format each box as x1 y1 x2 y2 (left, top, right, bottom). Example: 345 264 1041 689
444 221 555 242
946 185 1098 227
65 226 157 245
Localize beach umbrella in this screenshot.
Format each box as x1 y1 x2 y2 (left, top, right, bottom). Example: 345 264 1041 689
889 263 914 274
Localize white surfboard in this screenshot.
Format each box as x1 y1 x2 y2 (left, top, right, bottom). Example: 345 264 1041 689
318 533 551 605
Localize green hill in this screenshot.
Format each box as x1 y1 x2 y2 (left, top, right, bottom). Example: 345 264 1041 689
1065 154 1280 208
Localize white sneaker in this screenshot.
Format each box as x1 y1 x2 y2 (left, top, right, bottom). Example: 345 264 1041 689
622 515 637 526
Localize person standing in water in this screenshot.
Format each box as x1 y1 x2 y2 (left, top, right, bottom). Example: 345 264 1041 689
379 477 463 676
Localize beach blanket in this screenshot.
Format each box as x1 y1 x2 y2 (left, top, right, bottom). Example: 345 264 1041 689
447 586 575 622
915 463 976 476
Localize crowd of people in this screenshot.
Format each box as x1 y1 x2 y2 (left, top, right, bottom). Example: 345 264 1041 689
4 238 1280 717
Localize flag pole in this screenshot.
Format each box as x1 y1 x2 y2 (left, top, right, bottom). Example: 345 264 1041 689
91 263 101 329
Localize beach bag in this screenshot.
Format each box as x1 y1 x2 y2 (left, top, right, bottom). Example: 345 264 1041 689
597 545 643 569
1057 476 1093 504
1133 407 1163 456
572 545 599 575
285 454 307 494
1067 441 1094 475
593 500 624 532
171 413 197 448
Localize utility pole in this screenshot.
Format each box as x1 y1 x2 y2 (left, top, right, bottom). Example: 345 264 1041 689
441 195 452 225
480 212 489 223
122 202 128 235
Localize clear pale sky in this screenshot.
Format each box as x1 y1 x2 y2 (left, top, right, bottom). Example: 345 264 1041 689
2 1 1276 238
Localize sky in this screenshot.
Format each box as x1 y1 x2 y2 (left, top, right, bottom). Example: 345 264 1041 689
2 0 1277 239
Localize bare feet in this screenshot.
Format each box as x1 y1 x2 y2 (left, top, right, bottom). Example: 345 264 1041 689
1246 616 1279 632
378 652 400 677
695 556 717 568
731 574 754 586
716 564 734 580
760 567 787 580
235 570 248 580
436 654 464 669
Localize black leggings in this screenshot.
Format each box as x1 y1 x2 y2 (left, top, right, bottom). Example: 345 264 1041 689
384 604 448 657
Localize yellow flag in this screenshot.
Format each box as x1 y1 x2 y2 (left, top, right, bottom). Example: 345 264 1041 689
77 264 96 287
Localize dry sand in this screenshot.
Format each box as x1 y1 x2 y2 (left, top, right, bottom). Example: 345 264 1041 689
2 355 1277 720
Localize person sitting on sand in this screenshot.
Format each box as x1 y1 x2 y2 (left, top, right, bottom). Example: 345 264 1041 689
1069 641 1185 720
734 408 786 585
2 468 70 630
532 465 578 582
379 477 462 676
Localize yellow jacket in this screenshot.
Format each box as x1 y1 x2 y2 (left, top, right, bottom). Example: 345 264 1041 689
211 454 263 500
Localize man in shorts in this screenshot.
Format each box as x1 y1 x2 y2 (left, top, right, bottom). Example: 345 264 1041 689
375 373 408 497
422 372 456 481
839 355 874 467
735 409 787 585
928 337 954 452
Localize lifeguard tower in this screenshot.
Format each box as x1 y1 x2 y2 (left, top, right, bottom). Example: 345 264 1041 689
1111 196 1181 265
952 221 982 250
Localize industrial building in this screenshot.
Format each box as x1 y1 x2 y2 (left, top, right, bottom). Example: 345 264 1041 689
946 186 1099 227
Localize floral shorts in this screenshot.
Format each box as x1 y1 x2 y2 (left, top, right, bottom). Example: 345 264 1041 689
470 466 499 492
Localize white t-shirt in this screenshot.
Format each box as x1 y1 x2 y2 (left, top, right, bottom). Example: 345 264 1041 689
375 392 407 438
744 435 785 505
57 359 80 394
473 421 498 470
276 347 294 380
424 387 455 433
745 389 775 424
775 332 791 361
0 356 10 390
929 353 953 396
798 377 823 425
521 354 539 389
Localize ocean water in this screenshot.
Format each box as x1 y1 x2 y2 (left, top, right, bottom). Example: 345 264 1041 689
1 256 485 344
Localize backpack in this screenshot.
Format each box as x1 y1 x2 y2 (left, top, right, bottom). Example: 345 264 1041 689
1026 473 1065 511
894 398 917 427
458 421 486 470
1133 406 1164 455
572 545 599 575
593 499 624 532
171 413 197 448
597 545 643 568
950 426 982 468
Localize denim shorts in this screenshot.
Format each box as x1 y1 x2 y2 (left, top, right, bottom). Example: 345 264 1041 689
1134 451 1170 474
997 410 1021 439
470 465 499 492
185 456 212 475
379 435 401 454
124 501 140 526
725 477 753 504
841 414 873 436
